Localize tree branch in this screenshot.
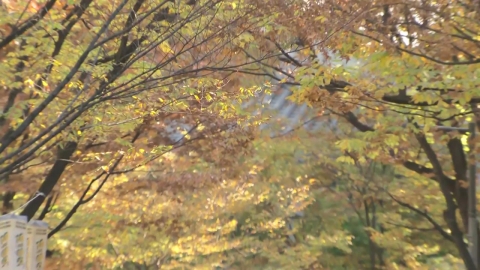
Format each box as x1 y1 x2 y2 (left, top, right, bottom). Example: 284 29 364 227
0 0 57 49
387 192 454 242
414 128 475 269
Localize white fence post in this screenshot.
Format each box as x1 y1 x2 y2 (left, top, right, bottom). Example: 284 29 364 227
0 214 28 270
26 220 48 270
0 214 48 270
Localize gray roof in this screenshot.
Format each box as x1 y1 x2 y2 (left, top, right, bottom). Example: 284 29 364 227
163 48 359 142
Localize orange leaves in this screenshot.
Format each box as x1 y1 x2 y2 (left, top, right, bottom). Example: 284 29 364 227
1 0 43 13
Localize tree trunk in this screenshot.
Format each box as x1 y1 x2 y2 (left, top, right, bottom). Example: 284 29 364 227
20 141 77 220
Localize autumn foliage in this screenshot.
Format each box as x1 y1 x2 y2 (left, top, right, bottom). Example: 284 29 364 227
1 0 480 269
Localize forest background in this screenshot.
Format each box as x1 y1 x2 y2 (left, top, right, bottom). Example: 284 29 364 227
0 0 479 269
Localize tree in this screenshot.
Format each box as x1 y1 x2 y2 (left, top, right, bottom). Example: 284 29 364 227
3 0 480 269
0 0 263 242
239 0 480 269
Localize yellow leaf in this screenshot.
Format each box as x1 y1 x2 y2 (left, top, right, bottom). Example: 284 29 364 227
25 78 34 88
335 156 355 164
159 42 173 53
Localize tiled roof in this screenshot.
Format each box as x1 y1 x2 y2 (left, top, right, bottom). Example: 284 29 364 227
164 48 357 141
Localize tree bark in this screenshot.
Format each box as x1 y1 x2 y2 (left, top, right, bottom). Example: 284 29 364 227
20 141 77 220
